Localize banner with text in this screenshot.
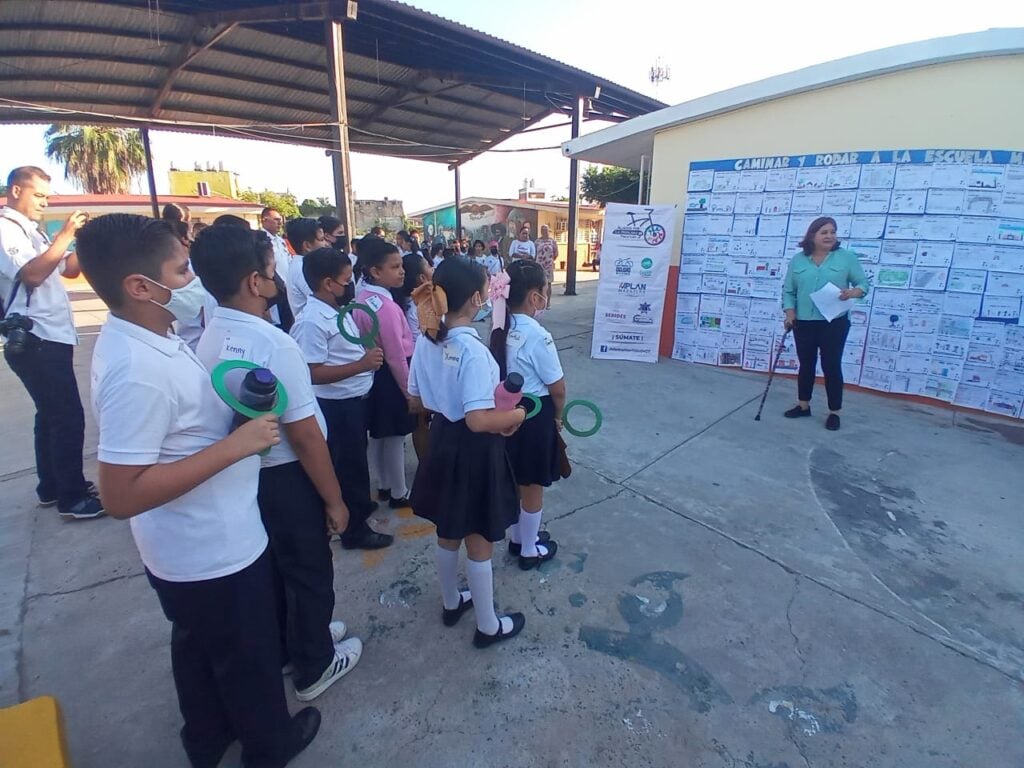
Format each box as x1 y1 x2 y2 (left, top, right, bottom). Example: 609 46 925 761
592 203 678 362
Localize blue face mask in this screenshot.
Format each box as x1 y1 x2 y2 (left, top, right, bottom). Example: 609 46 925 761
473 298 493 322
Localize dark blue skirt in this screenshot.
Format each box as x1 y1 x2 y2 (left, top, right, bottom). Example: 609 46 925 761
506 395 561 487
367 361 414 438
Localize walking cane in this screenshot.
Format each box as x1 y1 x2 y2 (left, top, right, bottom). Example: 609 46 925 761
754 328 792 422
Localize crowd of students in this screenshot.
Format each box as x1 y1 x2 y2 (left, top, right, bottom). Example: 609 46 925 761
69 206 570 767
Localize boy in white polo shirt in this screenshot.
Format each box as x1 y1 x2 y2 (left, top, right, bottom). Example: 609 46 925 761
75 214 320 768
191 226 363 702
290 247 393 550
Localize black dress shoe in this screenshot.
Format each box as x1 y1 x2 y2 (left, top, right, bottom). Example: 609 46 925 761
377 488 391 502
388 496 411 509
518 539 558 571
825 413 841 431
340 529 394 550
508 530 551 557
180 726 233 768
281 707 320 765
472 612 526 648
442 594 474 627
784 405 812 418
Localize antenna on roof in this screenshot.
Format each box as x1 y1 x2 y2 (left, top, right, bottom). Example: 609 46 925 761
649 57 671 93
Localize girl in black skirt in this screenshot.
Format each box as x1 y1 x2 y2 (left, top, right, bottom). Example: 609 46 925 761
490 260 565 569
408 259 529 648
355 238 416 508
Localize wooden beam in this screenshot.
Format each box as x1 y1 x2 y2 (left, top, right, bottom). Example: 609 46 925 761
325 19 354 238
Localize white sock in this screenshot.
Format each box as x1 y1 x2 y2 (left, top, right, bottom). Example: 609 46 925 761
508 523 521 544
518 508 543 557
466 558 500 634
435 545 461 610
380 436 408 498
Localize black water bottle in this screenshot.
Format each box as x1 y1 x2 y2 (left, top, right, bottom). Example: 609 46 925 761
233 368 278 430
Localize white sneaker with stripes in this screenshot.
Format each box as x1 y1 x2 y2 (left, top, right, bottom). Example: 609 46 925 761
295 637 363 702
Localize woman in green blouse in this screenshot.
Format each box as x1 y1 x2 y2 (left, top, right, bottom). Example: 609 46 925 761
782 217 869 431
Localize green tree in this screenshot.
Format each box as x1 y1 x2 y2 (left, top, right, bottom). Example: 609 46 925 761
239 188 301 220
299 196 336 217
0 184 7 198
44 124 146 194
580 166 640 207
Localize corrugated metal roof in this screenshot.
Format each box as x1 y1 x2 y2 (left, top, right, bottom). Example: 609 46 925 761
0 0 664 164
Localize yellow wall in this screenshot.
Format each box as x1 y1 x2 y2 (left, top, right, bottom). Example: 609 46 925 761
168 169 239 199
649 54 1024 266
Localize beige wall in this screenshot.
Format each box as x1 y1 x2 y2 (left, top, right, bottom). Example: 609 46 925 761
649 54 1024 266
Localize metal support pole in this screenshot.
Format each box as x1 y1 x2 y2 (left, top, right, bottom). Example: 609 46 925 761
453 164 462 240
325 19 354 237
141 127 159 218
637 154 647 205
564 95 584 296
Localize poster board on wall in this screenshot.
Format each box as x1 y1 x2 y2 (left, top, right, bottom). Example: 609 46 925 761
592 203 678 363
675 148 1024 419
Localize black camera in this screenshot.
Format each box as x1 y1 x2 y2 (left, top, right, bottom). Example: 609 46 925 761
0 312 34 355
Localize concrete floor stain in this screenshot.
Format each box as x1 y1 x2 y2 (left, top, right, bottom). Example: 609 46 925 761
579 571 732 713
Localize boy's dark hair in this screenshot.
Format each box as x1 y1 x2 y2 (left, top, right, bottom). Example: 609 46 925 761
428 258 486 344
191 226 273 302
473 239 486 251
303 246 351 293
286 217 321 253
212 213 250 229
75 214 183 309
318 215 341 234
356 235 400 284
393 252 428 311
430 242 444 258
800 216 841 255
489 260 547 378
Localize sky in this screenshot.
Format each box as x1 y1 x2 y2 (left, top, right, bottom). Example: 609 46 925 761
2 0 1023 212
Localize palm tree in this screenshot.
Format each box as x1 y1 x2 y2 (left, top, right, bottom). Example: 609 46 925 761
44 124 147 194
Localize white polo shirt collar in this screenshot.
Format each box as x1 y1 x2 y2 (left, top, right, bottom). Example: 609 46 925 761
105 313 188 358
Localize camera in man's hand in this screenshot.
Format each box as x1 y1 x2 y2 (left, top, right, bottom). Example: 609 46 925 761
0 312 34 355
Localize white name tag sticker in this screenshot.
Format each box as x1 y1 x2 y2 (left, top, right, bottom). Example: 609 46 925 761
442 345 462 367
365 295 384 313
507 330 526 349
219 335 251 361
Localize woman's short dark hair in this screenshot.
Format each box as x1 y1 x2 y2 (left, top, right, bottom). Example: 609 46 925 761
800 217 840 255
428 258 487 344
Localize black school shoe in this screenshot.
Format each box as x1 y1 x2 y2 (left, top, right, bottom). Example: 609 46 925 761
825 414 841 431
508 530 552 557
388 496 411 510
340 526 394 550
442 594 474 627
518 539 558 571
59 496 105 520
278 707 321 766
377 489 391 502
39 481 97 508
784 405 812 418
472 612 526 648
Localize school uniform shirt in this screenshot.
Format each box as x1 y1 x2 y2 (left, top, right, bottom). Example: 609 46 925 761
287 254 311 318
195 306 326 469
290 296 374 400
173 271 218 352
507 239 536 262
505 313 564 396
408 327 498 422
265 230 291 326
356 283 414 392
91 314 268 583
404 300 421 343
475 254 502 276
0 207 77 345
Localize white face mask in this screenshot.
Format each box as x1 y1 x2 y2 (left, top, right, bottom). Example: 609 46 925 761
146 275 207 323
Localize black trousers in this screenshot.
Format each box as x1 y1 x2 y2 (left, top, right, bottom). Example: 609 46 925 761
4 334 88 508
146 549 293 768
317 396 375 536
257 461 336 690
793 316 851 411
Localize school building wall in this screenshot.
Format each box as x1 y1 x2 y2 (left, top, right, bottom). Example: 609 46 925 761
648 54 1024 356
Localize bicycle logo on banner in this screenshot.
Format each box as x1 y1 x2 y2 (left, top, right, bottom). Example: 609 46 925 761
612 207 667 246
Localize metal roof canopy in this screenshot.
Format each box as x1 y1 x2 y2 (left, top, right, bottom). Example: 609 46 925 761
0 0 664 163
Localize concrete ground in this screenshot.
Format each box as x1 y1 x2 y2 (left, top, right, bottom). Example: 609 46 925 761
2 278 1023 768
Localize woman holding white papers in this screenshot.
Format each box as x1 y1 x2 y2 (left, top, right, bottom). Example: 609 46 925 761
782 217 869 431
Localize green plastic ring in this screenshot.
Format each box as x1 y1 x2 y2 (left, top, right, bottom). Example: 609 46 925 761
521 393 543 420
211 360 289 420
562 399 602 437
337 302 380 348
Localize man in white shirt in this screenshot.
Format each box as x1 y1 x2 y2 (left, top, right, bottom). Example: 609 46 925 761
260 207 294 331
75 212 320 767
0 166 103 519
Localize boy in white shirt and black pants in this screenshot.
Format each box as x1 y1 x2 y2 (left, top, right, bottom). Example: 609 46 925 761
75 214 319 768
191 227 364 702
291 247 393 550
